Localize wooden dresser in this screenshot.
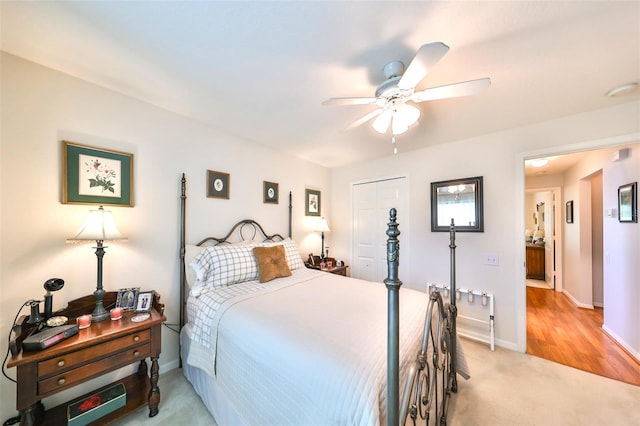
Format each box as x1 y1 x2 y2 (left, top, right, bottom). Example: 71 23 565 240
526 245 545 280
7 291 165 426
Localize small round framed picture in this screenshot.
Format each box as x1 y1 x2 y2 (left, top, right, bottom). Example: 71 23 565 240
135 291 153 312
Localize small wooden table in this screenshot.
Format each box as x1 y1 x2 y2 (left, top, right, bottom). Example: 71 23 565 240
7 291 165 426
305 262 349 276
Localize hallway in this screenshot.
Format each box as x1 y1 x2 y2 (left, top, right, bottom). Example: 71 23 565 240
526 286 640 386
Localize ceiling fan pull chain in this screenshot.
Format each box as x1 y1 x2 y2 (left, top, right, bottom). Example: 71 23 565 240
392 136 398 155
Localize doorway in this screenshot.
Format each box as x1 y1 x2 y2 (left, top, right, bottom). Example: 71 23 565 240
525 189 559 290
524 151 628 382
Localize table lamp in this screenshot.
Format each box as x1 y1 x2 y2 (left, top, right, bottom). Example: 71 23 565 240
68 206 127 322
315 217 330 260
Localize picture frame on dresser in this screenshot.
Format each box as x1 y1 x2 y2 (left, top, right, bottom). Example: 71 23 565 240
62 141 134 207
135 291 153 312
116 287 139 310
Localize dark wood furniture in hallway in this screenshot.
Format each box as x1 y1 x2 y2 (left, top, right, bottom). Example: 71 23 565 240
527 286 640 386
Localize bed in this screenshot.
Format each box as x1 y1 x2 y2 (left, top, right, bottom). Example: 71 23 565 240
177 174 467 425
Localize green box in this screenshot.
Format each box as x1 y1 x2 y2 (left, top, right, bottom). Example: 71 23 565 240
67 383 126 426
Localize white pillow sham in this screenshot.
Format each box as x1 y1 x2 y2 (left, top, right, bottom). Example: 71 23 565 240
259 238 305 270
192 243 259 287
187 238 304 289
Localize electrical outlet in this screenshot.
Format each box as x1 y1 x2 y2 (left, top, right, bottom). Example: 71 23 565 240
484 253 499 266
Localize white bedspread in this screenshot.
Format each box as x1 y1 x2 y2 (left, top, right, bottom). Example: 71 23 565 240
185 268 464 425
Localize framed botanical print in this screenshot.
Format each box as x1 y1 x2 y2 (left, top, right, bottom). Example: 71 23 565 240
62 141 134 207
207 170 230 199
263 181 279 204
305 189 321 216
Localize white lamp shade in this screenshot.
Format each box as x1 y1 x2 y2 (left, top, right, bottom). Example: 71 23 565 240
372 103 420 135
68 206 127 242
372 110 393 134
315 217 330 232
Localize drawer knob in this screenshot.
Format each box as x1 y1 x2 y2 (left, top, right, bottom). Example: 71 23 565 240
133 335 140 342
133 350 140 357
57 378 66 386
57 360 65 368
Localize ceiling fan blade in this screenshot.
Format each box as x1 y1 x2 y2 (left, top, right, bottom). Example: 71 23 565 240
322 97 378 106
398 42 450 90
411 77 491 103
344 109 384 131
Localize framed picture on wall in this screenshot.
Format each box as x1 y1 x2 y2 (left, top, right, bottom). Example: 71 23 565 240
263 181 279 204
566 200 574 224
62 141 134 207
305 189 321 216
618 182 637 223
207 170 230 199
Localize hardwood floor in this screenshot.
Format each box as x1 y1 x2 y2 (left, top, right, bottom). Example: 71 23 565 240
527 286 640 386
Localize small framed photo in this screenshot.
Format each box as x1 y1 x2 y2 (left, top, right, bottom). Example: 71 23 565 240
305 189 321 216
207 170 230 199
263 181 279 204
62 141 134 207
135 291 153 312
116 287 139 311
565 200 574 224
618 182 637 223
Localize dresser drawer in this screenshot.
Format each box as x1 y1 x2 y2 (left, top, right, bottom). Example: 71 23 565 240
39 342 150 395
38 330 150 377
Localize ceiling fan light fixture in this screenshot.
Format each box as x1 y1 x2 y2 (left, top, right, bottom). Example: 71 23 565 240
372 109 393 134
391 119 409 135
530 158 549 168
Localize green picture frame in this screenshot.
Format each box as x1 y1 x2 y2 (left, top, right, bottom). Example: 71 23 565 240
207 170 230 199
62 141 134 207
305 189 321 216
263 181 279 204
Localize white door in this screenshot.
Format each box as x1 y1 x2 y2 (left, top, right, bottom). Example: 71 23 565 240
352 177 408 282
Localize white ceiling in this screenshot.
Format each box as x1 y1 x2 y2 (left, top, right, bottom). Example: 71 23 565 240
2 1 639 169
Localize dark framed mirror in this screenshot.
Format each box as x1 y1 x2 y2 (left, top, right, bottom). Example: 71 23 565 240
431 176 484 232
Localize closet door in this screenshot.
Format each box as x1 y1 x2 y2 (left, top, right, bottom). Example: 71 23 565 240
352 177 408 282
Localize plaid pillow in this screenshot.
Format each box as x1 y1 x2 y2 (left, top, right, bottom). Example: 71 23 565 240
193 243 258 287
260 239 305 270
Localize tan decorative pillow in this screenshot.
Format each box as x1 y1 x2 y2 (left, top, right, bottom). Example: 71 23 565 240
253 245 292 283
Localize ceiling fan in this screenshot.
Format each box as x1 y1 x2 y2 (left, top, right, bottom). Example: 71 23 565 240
322 42 491 136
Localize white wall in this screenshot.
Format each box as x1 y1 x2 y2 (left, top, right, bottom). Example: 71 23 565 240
331 101 640 352
602 147 640 359
0 53 330 419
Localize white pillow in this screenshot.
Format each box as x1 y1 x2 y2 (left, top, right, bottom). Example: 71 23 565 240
192 243 259 287
185 244 206 289
260 238 305 270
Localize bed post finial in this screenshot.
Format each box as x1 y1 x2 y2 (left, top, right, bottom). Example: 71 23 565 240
384 207 401 426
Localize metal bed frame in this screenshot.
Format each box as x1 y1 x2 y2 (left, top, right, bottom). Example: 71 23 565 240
178 174 458 425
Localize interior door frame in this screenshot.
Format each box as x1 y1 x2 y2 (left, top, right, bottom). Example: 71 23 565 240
525 187 563 291
515 132 640 353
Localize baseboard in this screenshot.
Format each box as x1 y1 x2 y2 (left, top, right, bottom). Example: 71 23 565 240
601 325 640 363
562 290 594 309
457 329 518 352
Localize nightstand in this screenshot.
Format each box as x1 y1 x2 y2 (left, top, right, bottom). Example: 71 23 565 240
305 260 349 277
8 291 165 426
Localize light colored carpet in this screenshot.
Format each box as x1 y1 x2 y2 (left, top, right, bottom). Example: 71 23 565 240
115 338 640 425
